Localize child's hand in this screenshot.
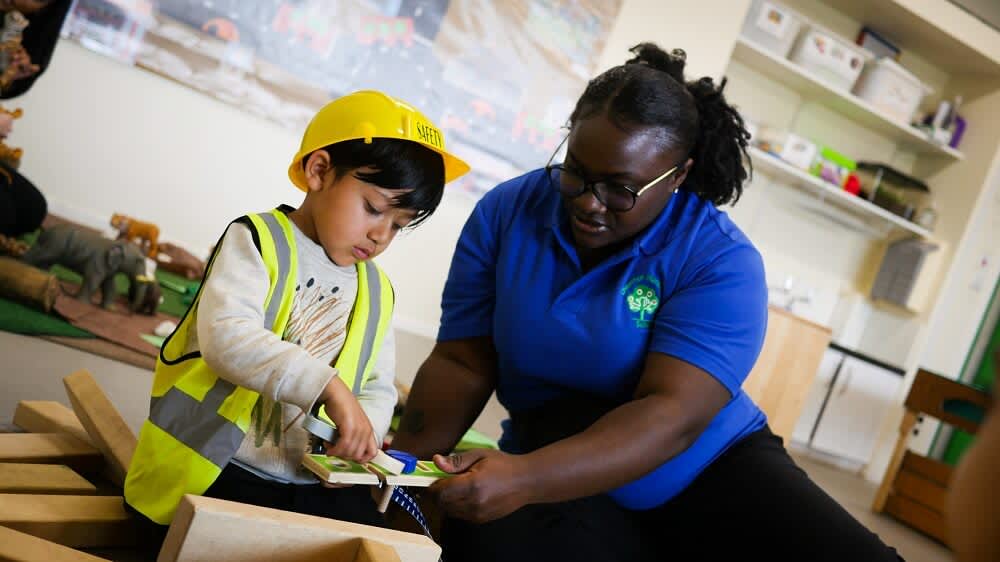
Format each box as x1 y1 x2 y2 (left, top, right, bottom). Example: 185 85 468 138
319 376 378 463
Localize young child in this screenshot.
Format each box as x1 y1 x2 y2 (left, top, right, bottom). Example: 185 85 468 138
124 90 470 535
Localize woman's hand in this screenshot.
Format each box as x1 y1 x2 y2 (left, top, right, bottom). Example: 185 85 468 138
429 449 533 523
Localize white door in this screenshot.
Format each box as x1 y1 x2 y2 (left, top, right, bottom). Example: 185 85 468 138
791 348 845 444
810 357 903 464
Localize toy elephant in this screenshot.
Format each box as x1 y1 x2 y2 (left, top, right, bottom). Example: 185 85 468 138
22 224 149 311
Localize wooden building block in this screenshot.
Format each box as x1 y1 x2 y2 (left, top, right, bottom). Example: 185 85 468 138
158 495 440 562
13 401 93 446
0 434 102 473
0 494 137 548
63 370 137 488
0 525 110 562
0 463 97 495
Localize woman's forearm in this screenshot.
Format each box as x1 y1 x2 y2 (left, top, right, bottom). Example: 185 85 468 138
519 393 698 504
521 353 731 504
391 339 497 459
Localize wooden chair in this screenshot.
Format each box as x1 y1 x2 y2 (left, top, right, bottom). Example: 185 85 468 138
872 368 992 544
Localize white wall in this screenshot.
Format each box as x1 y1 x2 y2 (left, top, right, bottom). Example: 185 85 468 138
13 41 475 336
597 0 751 80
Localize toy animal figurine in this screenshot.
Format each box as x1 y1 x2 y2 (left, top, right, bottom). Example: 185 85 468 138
0 105 22 174
129 275 162 316
0 232 28 257
0 10 28 45
21 224 150 311
154 241 206 280
0 11 37 92
110 213 160 258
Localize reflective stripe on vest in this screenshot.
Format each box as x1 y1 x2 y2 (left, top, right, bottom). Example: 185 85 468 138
124 208 393 524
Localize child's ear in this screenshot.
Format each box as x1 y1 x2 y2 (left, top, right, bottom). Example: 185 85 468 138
303 150 332 192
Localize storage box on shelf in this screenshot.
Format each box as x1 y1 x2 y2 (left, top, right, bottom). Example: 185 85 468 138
730 38 963 161
789 25 871 91
742 0 806 58
854 162 933 224
854 58 933 125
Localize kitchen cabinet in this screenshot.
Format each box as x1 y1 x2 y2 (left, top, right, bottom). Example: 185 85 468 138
743 306 832 441
799 349 905 465
791 347 845 444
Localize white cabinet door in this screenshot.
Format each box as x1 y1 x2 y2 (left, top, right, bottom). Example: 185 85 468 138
810 357 903 464
791 348 845 444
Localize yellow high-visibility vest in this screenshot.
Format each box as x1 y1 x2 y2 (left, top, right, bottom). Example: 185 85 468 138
124 208 393 524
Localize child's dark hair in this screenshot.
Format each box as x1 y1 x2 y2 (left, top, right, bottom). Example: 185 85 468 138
313 138 445 227
569 43 751 206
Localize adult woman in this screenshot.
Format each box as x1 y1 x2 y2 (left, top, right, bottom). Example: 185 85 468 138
391 43 902 561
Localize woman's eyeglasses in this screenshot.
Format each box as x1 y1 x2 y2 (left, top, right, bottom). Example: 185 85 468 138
544 136 679 212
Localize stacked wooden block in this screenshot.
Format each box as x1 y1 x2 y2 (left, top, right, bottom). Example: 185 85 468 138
0 370 139 561
0 370 441 562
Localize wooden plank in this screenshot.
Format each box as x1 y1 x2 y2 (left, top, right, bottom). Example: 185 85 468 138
743 306 832 441
872 410 918 512
0 525 110 562
0 494 137 548
63 370 137 488
894 469 947 513
0 434 102 473
900 450 953 486
0 463 97 495
885 493 949 545
355 539 402 562
158 495 440 562
13 401 93 446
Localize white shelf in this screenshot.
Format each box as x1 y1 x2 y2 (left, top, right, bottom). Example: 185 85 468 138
815 0 1000 78
731 38 964 161
749 146 933 239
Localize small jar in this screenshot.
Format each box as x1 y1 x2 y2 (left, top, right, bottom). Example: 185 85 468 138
914 206 938 231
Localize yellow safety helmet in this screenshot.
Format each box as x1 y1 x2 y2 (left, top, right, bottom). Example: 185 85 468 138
288 90 470 191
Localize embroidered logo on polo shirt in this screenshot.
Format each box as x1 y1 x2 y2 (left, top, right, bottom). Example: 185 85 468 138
622 274 661 329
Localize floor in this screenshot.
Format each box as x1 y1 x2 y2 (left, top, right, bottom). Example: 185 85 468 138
2 331 955 562
792 453 954 562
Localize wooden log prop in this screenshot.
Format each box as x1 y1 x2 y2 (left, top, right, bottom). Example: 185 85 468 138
0 256 59 311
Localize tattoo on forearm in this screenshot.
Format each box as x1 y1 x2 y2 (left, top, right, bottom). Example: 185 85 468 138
400 409 425 434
